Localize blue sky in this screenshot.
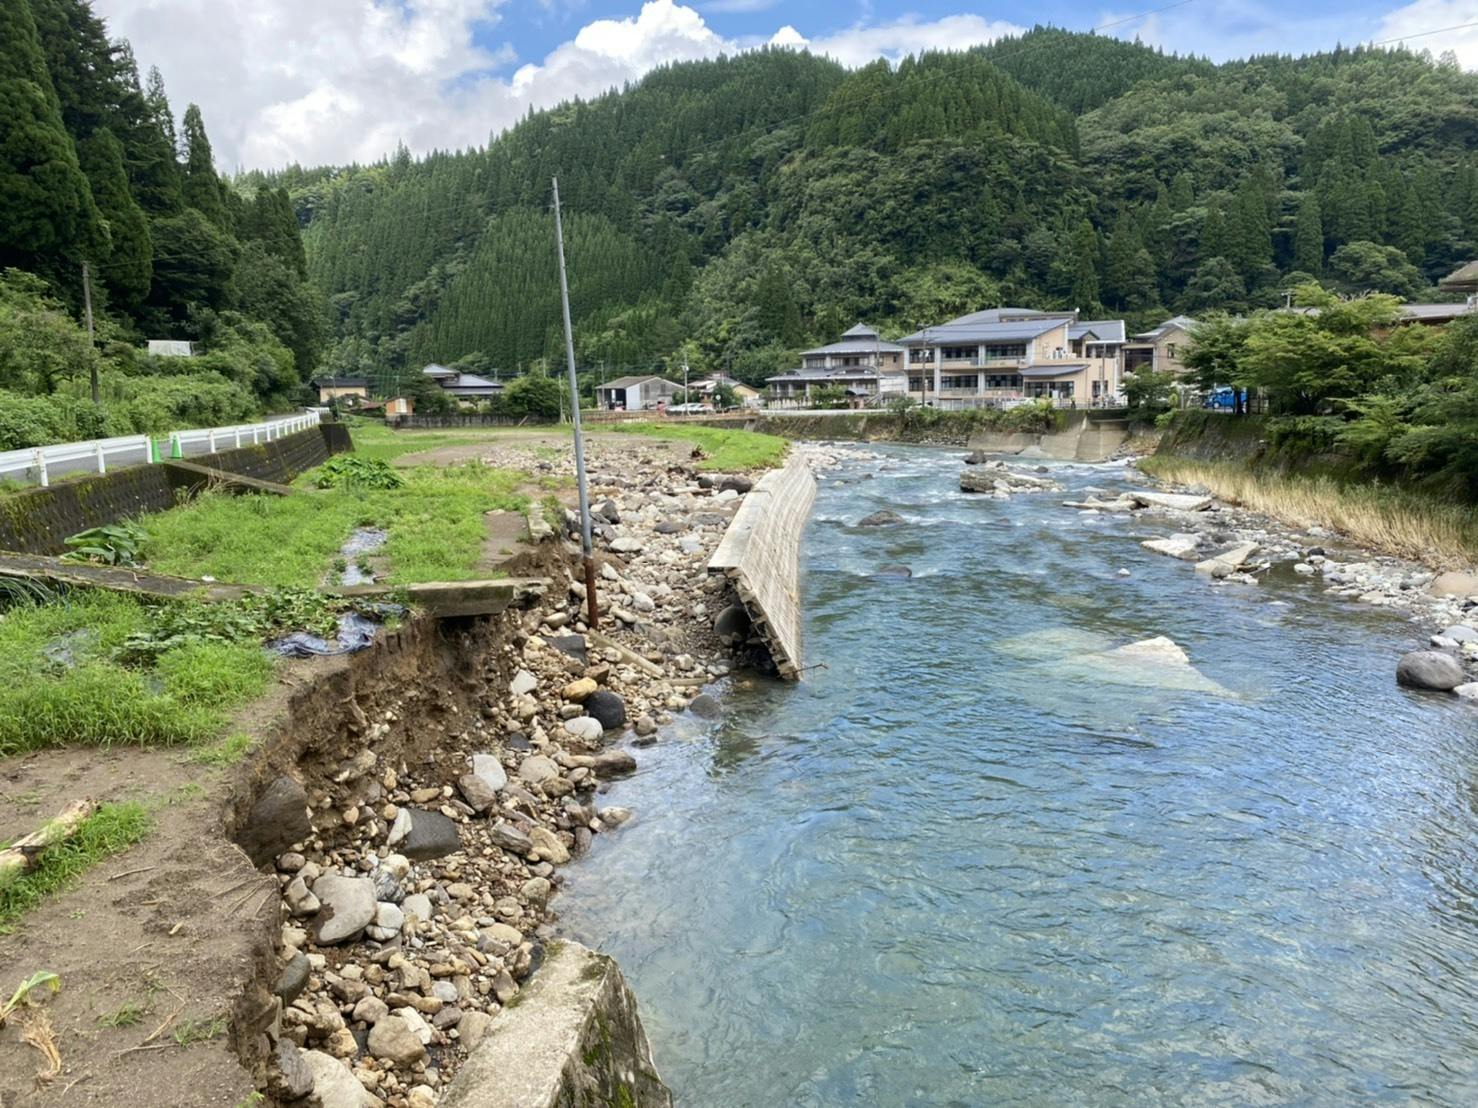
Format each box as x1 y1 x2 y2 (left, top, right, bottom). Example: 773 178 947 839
481 0 1438 72
93 0 1475 169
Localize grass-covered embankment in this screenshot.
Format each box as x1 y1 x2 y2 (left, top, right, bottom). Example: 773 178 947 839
1139 455 1478 568
143 441 528 588
612 422 788 470
0 591 274 756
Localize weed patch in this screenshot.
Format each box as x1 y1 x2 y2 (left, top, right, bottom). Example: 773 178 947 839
0 592 274 755
0 803 151 934
1140 456 1478 567
142 459 526 587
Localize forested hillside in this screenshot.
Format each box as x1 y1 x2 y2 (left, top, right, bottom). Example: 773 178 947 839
0 0 321 449
273 31 1478 391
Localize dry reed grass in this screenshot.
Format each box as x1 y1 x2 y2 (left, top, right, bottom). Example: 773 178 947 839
1139 458 1478 569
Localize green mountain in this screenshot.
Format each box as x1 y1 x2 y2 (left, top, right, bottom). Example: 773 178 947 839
269 31 1478 389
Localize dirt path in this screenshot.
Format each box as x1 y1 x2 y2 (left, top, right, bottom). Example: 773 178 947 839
0 747 274 1107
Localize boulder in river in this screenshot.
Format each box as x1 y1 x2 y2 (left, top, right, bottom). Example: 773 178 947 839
1142 534 1202 560
858 510 905 527
1194 541 1259 579
585 689 627 730
1428 571 1478 598
875 564 912 578
1396 650 1466 691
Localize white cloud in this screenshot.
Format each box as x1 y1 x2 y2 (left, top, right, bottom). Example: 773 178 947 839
92 0 1024 170
1376 0 1478 69
788 14 1023 68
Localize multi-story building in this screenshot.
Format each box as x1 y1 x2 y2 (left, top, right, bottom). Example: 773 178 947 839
896 308 1126 408
1122 316 1195 377
766 323 907 406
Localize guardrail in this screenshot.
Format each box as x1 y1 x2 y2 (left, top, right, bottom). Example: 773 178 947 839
0 410 321 487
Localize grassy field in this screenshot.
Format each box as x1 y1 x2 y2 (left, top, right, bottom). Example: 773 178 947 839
143 449 527 588
0 591 273 756
612 422 788 470
1140 456 1478 568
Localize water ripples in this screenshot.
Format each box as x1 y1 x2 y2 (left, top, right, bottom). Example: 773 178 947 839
560 444 1478 1106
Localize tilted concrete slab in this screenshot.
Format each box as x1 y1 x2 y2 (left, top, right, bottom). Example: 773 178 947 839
163 460 299 496
0 551 546 618
707 454 816 679
440 940 671 1108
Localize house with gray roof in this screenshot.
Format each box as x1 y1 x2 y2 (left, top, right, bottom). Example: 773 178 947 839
768 323 908 406
897 308 1128 408
1123 316 1197 378
423 364 504 405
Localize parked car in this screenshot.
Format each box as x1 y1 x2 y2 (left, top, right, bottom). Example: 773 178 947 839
668 402 714 414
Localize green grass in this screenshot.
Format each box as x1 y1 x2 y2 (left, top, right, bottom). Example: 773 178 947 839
141 457 528 588
172 1014 227 1046
0 592 273 756
187 732 254 767
611 423 787 470
0 802 152 934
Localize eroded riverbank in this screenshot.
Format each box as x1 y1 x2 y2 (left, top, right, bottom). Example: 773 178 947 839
559 441 1478 1106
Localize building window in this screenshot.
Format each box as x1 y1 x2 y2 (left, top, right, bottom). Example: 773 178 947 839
941 375 977 390
940 346 978 361
908 376 926 392
1166 343 1177 359
982 344 1026 360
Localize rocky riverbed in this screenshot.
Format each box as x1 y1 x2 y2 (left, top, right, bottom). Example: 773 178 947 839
253 440 774 1107
1124 463 1478 698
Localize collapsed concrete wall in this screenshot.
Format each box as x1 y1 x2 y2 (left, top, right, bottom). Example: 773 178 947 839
0 424 351 554
439 941 671 1108
707 454 817 679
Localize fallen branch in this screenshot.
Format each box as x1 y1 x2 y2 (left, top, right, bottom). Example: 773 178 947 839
0 801 97 888
586 630 664 677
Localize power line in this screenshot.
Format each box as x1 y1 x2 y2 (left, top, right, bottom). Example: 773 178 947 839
1367 20 1478 48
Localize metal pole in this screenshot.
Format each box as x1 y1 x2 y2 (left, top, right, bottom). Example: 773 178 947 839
82 261 98 404
683 361 689 419
552 177 598 630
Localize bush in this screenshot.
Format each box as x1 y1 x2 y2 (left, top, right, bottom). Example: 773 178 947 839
0 390 108 449
498 374 563 421
310 455 404 490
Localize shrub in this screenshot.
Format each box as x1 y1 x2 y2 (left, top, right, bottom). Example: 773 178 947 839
309 455 404 490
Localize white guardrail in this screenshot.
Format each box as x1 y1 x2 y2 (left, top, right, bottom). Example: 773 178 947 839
0 410 321 487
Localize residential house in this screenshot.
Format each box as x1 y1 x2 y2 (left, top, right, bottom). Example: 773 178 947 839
689 373 762 408
311 376 369 406
147 339 195 358
1439 259 1478 296
896 308 1126 408
594 375 681 411
1122 316 1196 378
1395 300 1477 326
766 323 907 407
422 364 503 406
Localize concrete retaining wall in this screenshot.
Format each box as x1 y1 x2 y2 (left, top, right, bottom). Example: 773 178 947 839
708 454 817 679
440 940 671 1108
0 425 350 555
967 414 1130 461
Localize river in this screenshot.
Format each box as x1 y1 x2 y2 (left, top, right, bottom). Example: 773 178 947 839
559 443 1478 1106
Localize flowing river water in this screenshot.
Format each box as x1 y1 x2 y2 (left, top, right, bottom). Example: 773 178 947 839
560 444 1478 1106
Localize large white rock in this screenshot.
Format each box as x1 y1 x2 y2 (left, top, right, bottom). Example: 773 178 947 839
1142 534 1202 560
312 875 377 945
301 1049 382 1107
510 669 538 696
471 752 507 793
1195 541 1260 578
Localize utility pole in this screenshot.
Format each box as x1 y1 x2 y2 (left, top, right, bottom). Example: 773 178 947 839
552 177 598 629
682 360 689 419
82 261 98 404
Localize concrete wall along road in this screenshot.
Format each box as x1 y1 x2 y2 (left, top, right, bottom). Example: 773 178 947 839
707 452 818 679
0 425 350 555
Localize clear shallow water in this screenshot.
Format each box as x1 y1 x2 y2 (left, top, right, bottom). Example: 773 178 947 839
560 444 1478 1106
